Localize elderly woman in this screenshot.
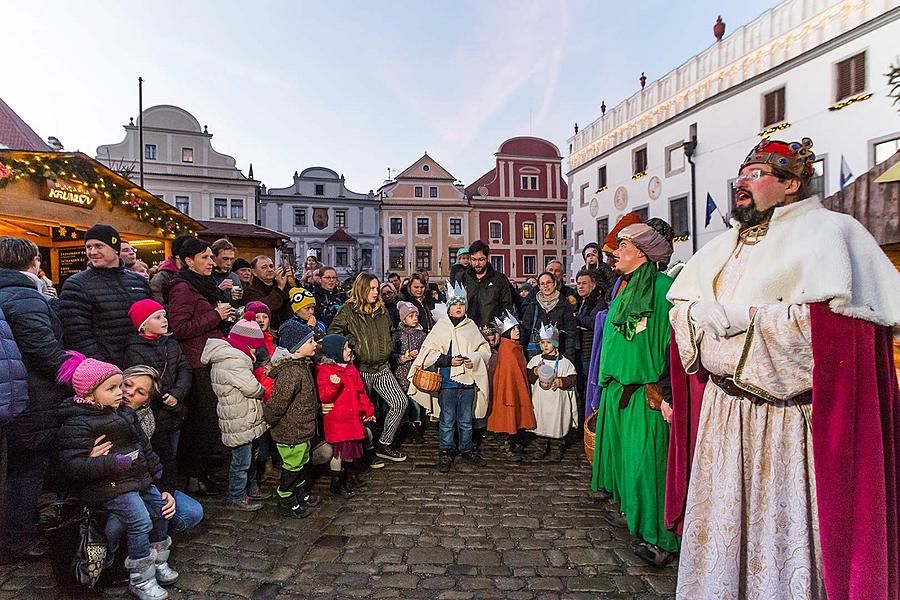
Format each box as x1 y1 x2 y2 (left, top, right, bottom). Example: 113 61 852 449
520 271 577 361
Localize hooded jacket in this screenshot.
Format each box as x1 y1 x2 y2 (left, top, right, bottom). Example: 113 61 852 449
328 303 394 373
317 357 374 444
124 333 193 416
263 350 318 445
201 338 267 447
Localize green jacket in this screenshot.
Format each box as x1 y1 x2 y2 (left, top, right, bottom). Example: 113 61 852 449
328 303 394 373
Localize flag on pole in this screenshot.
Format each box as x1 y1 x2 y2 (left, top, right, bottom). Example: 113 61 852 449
840 155 854 191
705 193 718 227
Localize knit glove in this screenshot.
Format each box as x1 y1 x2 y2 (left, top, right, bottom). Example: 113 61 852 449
114 454 133 473
690 301 729 338
152 470 163 481
721 304 752 337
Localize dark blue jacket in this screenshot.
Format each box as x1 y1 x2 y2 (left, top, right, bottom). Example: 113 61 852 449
0 306 28 425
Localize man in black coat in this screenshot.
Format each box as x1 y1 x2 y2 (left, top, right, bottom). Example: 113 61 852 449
0 237 68 562
59 225 150 367
459 240 514 327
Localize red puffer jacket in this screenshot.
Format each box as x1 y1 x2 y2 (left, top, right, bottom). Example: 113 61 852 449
316 360 374 444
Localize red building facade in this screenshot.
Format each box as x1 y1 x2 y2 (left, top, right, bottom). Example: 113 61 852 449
466 137 569 282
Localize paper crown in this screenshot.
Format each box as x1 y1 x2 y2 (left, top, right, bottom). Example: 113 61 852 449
538 322 559 346
445 279 467 305
741 137 816 179
493 310 519 335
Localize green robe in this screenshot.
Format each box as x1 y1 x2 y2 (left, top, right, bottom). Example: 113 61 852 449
591 268 679 553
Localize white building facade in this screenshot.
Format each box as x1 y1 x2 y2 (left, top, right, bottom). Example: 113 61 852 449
567 0 900 269
97 105 258 225
259 167 381 276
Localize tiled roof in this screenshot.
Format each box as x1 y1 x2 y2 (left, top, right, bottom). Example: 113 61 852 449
325 228 357 243
197 221 288 241
0 97 50 151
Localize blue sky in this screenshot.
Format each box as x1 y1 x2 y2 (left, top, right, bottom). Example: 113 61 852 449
4 0 779 193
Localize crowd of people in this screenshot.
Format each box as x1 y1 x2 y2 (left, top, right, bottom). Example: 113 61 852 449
0 136 898 600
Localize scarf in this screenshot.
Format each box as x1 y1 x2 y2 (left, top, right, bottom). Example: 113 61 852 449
611 261 657 341
536 290 560 314
177 267 222 305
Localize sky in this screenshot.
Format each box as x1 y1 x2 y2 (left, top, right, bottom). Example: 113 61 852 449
3 0 780 193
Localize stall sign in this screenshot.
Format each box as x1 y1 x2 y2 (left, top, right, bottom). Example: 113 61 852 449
42 179 97 209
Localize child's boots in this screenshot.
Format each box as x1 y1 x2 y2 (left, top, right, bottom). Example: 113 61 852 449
330 468 355 498
278 492 311 518
149 537 179 586
125 550 168 600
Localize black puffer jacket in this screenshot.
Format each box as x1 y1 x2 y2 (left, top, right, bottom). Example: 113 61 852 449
312 285 348 330
59 264 151 366
124 334 193 416
0 268 68 451
57 399 162 505
459 264 514 327
520 295 578 361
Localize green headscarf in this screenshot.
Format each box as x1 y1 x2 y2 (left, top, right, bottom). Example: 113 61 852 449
610 261 657 341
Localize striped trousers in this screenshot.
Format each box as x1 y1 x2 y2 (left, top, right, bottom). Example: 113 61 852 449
359 366 408 446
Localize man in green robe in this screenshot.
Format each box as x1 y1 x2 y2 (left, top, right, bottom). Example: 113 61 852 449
591 222 678 566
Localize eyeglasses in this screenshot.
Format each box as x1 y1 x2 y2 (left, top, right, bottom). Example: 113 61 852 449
732 169 779 188
322 275 338 280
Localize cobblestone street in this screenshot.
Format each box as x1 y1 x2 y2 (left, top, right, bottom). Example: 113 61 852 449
0 434 677 599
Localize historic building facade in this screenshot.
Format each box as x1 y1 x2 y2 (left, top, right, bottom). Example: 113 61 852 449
378 153 469 278
567 0 900 269
259 167 380 275
96 104 258 225
466 136 569 281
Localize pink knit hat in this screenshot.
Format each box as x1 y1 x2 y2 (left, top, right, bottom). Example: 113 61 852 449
227 312 265 357
57 351 122 402
129 299 166 332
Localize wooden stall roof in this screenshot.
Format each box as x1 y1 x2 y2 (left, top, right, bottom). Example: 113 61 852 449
822 151 900 246
197 220 288 242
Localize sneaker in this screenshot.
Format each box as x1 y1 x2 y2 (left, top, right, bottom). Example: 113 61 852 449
368 454 385 469
461 451 487 467
278 494 310 519
228 498 263 512
375 444 407 462
437 450 453 473
248 487 273 501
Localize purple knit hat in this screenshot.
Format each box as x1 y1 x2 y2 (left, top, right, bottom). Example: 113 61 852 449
244 300 271 317
57 351 122 403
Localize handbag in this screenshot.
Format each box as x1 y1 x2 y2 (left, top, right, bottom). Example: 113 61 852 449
44 500 108 590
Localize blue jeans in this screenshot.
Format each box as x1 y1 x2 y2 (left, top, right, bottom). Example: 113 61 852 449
438 387 475 453
228 442 253 503
102 486 167 560
106 490 203 559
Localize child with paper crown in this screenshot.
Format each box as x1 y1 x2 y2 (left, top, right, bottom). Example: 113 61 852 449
526 322 578 461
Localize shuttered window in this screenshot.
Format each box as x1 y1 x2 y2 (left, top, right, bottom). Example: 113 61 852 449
762 88 785 127
835 52 865 101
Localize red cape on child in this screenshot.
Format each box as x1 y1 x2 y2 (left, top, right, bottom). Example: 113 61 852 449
487 337 536 435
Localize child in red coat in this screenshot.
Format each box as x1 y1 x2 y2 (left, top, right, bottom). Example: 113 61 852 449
317 334 375 497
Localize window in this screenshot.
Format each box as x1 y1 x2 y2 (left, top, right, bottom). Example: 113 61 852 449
874 136 900 165
665 142 685 177
579 182 590 207
294 208 306 226
360 248 373 268
335 210 347 229
389 247 406 270
390 218 403 235
544 255 556 267
522 222 535 240
415 247 432 271
315 184 325 196
635 206 649 222
490 255 504 273
175 196 189 214
521 176 539 190
562 222 568 242
449 218 462 235
633 146 648 175
214 198 227 218
489 221 502 239
669 196 689 237
417 218 429 235
597 216 609 245
835 52 866 101
181 147 194 163
544 223 556 240
335 247 349 267
230 199 244 220
762 87 786 127
144 144 157 160
429 186 438 198
448 248 459 267
523 255 537 275
810 158 826 199
415 186 423 198
597 165 607 190
728 178 738 212
574 230 584 250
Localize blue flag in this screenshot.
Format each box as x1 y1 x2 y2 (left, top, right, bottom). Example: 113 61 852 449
840 155 854 191
705 193 718 227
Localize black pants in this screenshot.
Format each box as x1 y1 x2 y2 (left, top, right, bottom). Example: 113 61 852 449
178 367 226 478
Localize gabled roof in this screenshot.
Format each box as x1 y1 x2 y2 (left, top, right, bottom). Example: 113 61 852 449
0 97 50 151
464 168 497 199
395 153 456 181
197 221 287 241
325 228 357 243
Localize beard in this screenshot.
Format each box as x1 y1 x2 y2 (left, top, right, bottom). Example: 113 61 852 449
732 189 775 228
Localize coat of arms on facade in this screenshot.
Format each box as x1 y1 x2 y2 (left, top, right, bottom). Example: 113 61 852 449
313 207 329 230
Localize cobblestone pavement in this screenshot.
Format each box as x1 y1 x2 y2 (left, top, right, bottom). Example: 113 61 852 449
0 433 677 599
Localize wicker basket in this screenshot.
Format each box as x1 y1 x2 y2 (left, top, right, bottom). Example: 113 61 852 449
412 366 442 393
584 410 598 466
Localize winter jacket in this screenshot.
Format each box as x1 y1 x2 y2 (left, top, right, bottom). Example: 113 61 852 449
575 288 606 355
391 323 427 384
167 277 225 369
328 303 394 373
0 306 28 425
520 295 578 362
312 285 348 330
316 358 374 444
212 268 242 304
264 353 318 445
253 330 276 403
57 399 162 505
201 339 267 448
0 268 67 450
150 257 178 305
240 277 292 330
398 292 435 333
59 264 151 366
124 333 193 417
459 264 514 327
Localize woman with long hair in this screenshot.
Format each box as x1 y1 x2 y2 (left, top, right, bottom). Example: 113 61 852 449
399 273 435 333
329 274 408 462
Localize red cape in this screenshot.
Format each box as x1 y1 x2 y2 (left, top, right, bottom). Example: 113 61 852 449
665 303 899 600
